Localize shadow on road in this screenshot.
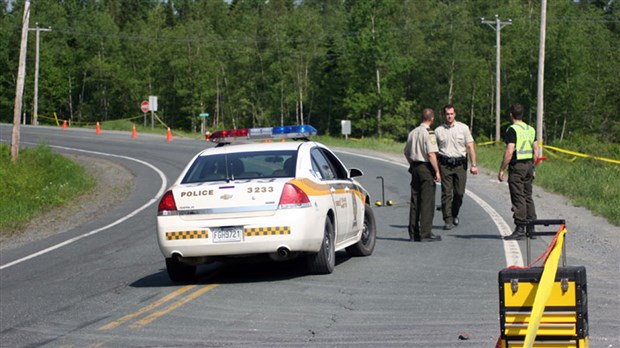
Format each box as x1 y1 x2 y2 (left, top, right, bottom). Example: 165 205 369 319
130 251 353 287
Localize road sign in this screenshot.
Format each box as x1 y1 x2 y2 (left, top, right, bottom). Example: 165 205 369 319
148 96 158 111
199 113 210 117
141 100 149 113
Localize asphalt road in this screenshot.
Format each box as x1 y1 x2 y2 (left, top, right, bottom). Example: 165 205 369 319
1 124 618 347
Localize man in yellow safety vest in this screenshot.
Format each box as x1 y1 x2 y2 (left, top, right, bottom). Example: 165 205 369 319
498 104 540 240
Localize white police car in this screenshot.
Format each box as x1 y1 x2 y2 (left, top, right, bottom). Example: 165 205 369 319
157 125 376 281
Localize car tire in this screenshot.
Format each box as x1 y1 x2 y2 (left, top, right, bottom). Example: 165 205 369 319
307 217 335 274
165 257 196 282
346 204 377 257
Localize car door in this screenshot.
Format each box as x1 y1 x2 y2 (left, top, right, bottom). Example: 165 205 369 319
310 147 357 244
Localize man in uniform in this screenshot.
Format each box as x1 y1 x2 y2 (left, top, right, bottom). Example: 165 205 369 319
498 104 539 240
435 104 478 230
404 108 442 242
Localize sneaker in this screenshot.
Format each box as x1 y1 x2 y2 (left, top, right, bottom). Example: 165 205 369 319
443 223 455 230
420 234 442 242
453 217 460 226
504 226 525 240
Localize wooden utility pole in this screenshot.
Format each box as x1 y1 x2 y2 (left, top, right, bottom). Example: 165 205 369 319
536 0 548 157
29 23 52 126
482 15 512 142
11 0 31 162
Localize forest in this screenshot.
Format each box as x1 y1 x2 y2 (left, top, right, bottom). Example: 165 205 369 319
1 0 618 143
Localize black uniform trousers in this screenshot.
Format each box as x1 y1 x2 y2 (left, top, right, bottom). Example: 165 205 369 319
439 162 467 224
408 162 436 239
508 160 537 226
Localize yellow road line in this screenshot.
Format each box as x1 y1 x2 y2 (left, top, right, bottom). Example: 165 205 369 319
129 284 219 329
98 285 198 330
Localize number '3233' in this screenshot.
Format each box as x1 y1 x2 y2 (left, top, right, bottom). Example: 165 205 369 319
247 186 274 193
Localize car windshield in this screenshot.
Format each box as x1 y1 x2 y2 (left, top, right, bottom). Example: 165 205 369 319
182 150 297 183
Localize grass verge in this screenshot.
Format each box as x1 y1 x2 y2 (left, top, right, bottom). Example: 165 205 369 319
0 144 95 235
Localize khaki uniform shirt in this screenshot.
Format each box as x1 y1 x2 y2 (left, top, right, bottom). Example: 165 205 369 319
434 121 474 158
404 124 438 162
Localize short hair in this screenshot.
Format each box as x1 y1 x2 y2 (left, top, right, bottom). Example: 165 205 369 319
422 108 434 122
510 104 524 120
443 104 456 115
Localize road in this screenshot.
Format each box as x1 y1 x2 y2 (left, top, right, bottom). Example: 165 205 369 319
1 124 618 347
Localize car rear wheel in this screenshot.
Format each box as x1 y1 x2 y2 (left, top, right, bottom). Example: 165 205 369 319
166 257 196 282
346 204 377 256
307 217 335 274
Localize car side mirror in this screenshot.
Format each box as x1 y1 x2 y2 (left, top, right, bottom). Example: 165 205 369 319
349 168 363 178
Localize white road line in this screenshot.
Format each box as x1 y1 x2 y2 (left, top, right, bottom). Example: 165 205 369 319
0 145 168 270
337 150 524 267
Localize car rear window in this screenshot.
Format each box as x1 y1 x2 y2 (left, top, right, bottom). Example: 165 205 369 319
182 150 297 183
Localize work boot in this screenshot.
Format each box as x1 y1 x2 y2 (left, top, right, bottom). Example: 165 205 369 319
443 222 455 230
420 234 442 242
504 225 525 240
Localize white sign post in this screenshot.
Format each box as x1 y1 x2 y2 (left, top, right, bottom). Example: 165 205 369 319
148 96 158 129
341 120 351 140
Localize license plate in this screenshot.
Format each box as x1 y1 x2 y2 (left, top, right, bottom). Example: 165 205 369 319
212 226 243 243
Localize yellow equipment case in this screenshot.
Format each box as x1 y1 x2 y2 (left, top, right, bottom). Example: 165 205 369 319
498 220 589 348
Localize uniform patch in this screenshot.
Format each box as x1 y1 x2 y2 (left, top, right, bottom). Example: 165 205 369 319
430 134 437 145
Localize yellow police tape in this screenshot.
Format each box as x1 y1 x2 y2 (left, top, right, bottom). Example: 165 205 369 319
477 140 619 165
543 145 620 165
522 227 567 348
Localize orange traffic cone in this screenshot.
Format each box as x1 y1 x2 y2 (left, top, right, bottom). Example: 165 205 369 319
131 124 137 138
166 127 173 142
62 120 68 129
96 122 101 135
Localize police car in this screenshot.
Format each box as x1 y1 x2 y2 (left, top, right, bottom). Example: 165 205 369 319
157 125 376 282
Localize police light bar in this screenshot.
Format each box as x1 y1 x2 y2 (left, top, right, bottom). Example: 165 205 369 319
206 125 317 142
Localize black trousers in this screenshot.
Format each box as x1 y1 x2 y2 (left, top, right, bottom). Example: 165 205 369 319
508 161 537 226
408 162 436 239
439 163 467 224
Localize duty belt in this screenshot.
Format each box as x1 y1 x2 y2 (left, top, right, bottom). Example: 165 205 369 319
438 155 466 166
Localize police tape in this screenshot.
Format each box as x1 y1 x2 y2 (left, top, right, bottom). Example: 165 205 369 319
543 145 620 165
476 140 619 165
522 226 567 348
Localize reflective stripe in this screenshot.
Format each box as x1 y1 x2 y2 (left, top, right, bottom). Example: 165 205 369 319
245 226 291 236
510 123 535 160
166 230 209 240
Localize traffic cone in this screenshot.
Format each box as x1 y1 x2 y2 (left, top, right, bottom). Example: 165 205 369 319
166 127 173 142
131 124 137 138
62 120 67 129
96 122 101 135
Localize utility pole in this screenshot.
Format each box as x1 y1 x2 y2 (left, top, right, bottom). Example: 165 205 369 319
481 15 512 142
536 0 548 157
29 23 52 126
11 0 31 162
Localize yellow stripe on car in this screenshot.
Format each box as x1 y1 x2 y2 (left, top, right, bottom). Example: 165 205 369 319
165 230 209 240
245 226 291 236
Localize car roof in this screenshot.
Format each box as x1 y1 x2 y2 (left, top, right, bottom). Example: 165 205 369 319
197 141 317 156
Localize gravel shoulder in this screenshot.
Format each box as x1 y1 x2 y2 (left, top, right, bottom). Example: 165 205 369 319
0 154 135 252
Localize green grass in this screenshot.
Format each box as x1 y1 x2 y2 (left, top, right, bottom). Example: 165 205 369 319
0 144 96 235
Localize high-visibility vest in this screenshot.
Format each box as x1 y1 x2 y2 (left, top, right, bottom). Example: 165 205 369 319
510 122 535 160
